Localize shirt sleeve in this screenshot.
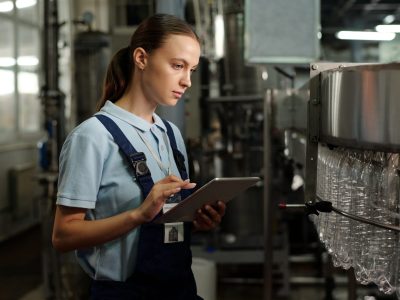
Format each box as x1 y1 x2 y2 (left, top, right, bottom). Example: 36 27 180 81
57 128 106 209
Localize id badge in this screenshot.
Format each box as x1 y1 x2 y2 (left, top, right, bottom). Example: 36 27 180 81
164 222 184 243
163 193 184 243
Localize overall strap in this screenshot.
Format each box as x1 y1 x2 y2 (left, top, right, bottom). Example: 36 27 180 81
95 114 154 198
161 119 188 181
162 119 192 200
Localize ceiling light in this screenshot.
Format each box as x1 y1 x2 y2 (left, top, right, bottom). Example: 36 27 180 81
0 57 16 67
383 15 395 24
336 31 395 41
17 56 39 66
16 0 37 9
261 70 268 80
376 25 400 33
0 1 13 12
0 56 39 67
214 14 224 59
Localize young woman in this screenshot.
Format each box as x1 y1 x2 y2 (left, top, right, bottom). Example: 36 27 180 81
52 14 226 299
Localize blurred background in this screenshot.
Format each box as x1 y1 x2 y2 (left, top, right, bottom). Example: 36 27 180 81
2 0 400 299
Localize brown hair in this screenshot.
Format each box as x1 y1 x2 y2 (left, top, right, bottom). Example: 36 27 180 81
97 14 199 111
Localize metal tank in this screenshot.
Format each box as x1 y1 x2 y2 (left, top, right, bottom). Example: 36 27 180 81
74 31 111 124
209 5 264 248
221 7 263 95
319 63 400 151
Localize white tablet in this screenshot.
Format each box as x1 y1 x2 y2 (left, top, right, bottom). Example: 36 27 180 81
153 177 261 224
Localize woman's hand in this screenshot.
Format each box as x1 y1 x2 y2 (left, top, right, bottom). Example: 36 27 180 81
52 176 196 252
138 175 196 222
193 201 226 231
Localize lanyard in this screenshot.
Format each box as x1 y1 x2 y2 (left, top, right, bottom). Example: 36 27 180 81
135 127 173 176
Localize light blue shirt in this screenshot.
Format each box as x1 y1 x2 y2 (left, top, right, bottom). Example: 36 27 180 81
56 101 189 281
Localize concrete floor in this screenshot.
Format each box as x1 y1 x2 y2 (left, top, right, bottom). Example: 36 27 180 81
0 225 42 300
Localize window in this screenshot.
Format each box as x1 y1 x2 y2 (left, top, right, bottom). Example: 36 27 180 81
18 72 39 131
0 69 15 132
0 0 41 142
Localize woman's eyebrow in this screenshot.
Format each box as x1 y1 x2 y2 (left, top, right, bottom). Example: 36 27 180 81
171 58 198 69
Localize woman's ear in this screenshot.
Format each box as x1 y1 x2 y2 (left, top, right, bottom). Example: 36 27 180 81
133 47 147 70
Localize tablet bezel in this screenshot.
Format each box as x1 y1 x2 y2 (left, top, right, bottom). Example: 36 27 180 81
153 177 260 224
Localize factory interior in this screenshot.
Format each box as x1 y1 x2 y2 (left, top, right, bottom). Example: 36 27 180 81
2 0 400 299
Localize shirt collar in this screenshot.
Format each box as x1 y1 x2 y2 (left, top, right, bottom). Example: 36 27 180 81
99 100 167 133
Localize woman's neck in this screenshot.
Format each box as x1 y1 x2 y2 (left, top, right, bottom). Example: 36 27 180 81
115 90 156 124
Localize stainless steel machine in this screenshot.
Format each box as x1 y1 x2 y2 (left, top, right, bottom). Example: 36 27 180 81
303 62 400 300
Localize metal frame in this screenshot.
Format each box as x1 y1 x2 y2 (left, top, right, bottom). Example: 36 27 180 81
304 64 320 205
205 91 288 300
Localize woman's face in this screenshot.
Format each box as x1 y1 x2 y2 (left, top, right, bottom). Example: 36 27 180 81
140 34 201 106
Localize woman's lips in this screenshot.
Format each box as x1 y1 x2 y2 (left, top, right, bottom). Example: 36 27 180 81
172 91 183 98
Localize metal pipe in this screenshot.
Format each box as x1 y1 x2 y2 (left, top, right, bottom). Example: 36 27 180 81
330 205 400 232
315 195 400 232
282 197 400 232
41 0 66 162
40 1 65 299
47 0 59 90
263 91 273 300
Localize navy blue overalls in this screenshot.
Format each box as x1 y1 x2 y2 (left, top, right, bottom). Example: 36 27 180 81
91 115 201 300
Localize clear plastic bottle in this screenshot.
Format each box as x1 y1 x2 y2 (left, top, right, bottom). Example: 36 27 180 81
331 149 352 269
356 151 376 285
323 148 340 255
316 146 327 243
349 152 371 284
373 153 399 295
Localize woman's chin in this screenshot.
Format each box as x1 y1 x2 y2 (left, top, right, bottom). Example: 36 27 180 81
159 99 180 107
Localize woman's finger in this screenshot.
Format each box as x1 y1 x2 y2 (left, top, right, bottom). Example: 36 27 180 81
204 205 222 223
193 219 211 231
156 176 197 191
196 209 214 226
216 201 226 216
157 174 182 184
161 187 181 198
159 180 196 192
182 182 196 189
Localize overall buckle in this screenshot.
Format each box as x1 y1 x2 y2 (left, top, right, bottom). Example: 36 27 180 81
129 152 150 176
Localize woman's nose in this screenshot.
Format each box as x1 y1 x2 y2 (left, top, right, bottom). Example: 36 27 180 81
180 71 191 88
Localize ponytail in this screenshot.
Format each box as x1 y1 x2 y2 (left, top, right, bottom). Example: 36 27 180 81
96 46 132 111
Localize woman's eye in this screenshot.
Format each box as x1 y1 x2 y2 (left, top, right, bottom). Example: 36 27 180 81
190 69 197 74
173 64 184 70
